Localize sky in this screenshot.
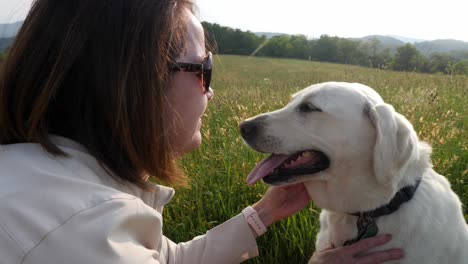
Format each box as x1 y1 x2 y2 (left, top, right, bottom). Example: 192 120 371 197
1 0 467 42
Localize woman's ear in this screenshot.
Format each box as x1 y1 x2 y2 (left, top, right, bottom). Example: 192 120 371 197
367 103 419 187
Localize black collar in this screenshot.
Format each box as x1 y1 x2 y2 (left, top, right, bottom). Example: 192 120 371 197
343 178 422 246
350 178 422 218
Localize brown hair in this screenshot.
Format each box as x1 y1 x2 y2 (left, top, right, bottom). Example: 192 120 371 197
0 0 196 189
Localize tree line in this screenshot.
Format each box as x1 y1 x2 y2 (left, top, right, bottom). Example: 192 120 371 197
203 22 468 75
2 23 467 75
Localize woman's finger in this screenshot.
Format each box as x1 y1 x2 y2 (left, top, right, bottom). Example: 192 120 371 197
319 243 335 251
356 248 404 264
343 234 392 255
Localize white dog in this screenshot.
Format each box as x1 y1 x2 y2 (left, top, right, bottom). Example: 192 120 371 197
240 82 468 263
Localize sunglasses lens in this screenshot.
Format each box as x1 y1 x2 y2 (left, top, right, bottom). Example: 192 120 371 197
203 53 212 93
204 70 211 93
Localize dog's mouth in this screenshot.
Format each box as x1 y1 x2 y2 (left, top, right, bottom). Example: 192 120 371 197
247 150 330 185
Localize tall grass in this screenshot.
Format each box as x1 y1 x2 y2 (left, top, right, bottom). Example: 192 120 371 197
162 55 467 263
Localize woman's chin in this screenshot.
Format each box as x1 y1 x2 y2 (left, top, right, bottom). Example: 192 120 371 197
171 131 203 158
182 134 203 155
190 132 203 149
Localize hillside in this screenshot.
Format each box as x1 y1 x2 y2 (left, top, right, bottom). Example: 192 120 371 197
415 39 468 54
359 35 405 47
253 31 468 58
0 21 23 38
356 35 468 57
354 35 405 54
0 37 15 51
388 35 426 43
254 32 290 38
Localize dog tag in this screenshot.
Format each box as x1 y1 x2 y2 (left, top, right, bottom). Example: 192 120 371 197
358 216 379 239
344 216 379 246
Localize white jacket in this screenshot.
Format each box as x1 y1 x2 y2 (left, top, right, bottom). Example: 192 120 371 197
0 136 259 264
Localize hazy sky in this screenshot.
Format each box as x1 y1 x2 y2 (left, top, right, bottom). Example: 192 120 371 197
1 0 467 42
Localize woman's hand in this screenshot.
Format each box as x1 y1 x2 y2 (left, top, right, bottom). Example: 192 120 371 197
252 183 311 227
309 234 404 264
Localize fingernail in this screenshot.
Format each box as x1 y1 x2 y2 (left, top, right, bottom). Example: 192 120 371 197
394 249 405 258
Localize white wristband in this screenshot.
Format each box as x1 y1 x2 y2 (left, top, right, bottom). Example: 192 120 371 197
242 206 267 237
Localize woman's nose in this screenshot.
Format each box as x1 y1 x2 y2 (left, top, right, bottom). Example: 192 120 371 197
207 87 214 101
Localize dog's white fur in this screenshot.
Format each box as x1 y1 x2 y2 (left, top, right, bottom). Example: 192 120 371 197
243 82 468 263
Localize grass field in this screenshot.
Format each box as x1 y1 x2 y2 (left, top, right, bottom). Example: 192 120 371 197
162 55 467 263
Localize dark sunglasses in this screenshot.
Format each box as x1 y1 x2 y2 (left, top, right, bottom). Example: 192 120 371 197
170 52 212 93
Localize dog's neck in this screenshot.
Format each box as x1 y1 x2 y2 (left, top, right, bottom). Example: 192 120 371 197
343 177 422 246
349 177 422 218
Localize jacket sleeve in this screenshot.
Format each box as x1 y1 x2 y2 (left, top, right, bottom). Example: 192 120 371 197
162 213 259 264
20 196 258 264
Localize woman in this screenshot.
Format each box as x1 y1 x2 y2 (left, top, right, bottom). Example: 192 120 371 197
0 0 403 263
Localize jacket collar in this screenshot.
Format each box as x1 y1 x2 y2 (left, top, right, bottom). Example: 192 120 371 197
50 135 175 212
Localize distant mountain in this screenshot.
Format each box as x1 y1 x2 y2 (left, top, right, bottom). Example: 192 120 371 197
0 21 22 52
359 35 405 47
0 21 23 38
0 37 15 51
351 35 404 55
254 32 290 38
388 35 426 44
354 35 468 58
415 39 468 55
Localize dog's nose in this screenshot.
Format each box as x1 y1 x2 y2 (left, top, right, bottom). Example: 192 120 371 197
239 121 258 139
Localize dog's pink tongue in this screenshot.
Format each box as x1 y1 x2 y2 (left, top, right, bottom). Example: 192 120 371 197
247 154 290 185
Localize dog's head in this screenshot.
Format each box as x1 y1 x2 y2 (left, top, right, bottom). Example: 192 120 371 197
240 82 425 212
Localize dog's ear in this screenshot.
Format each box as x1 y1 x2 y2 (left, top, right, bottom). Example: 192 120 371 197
367 103 419 186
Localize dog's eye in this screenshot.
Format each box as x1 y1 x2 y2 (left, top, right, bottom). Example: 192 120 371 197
298 103 322 113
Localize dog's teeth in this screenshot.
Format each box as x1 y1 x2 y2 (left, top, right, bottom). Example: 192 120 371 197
285 161 294 168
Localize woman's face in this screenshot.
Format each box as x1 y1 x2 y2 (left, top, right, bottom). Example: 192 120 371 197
167 9 213 157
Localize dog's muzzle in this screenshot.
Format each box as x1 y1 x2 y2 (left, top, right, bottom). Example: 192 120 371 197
240 119 330 185
240 119 264 143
